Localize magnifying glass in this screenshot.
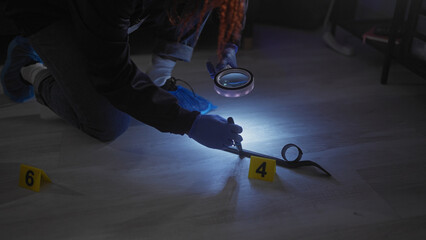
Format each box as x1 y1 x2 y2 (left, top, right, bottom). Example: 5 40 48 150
214 67 254 98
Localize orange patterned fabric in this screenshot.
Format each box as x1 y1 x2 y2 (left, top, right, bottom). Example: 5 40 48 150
168 0 245 60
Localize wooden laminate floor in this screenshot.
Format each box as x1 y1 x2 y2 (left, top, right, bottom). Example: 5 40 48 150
1 26 426 239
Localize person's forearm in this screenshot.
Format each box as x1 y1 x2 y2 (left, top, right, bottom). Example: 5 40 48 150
71 0 200 135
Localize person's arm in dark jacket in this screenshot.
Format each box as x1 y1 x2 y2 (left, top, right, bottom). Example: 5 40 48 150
69 0 199 135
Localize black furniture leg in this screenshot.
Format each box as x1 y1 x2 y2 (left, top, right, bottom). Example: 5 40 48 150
381 0 408 84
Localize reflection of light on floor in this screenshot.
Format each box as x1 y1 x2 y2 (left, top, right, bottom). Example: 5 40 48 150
238 117 268 143
221 111 295 151
213 88 323 160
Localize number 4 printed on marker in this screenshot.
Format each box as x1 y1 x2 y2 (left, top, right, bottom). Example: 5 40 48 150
256 162 267 177
248 156 276 182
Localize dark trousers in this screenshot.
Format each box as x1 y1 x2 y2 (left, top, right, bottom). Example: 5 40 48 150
26 8 212 141
30 21 130 142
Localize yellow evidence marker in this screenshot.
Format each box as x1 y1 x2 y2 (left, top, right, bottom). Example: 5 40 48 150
19 164 51 192
248 156 276 182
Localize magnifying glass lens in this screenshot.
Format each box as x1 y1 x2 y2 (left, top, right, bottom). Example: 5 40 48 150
218 73 250 88
214 68 254 97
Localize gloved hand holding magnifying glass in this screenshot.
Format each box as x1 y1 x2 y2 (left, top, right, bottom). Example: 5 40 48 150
206 43 254 98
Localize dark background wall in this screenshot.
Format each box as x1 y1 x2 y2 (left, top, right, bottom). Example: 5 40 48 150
249 0 331 29
356 0 397 19
0 0 398 64
0 1 19 64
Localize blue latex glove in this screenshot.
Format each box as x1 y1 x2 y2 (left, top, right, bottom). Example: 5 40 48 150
206 43 238 79
188 114 243 150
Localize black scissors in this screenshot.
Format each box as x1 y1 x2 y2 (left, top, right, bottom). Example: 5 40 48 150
225 118 331 176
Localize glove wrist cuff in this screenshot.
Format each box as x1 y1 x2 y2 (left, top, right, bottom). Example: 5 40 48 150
188 114 202 138
224 43 238 54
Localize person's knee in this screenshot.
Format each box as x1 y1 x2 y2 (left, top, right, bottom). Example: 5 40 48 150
95 125 129 142
82 115 130 142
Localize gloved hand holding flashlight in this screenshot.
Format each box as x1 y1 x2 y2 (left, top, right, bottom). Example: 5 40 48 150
188 114 243 150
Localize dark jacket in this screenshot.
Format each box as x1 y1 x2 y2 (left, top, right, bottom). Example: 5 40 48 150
3 0 200 135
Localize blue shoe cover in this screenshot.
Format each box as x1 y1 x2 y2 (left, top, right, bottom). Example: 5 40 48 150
1 36 42 102
169 86 217 114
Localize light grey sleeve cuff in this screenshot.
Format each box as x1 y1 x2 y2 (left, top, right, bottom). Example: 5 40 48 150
153 40 194 62
33 68 51 105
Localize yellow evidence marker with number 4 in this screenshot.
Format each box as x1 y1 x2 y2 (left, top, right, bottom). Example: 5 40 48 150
19 164 51 192
248 156 276 182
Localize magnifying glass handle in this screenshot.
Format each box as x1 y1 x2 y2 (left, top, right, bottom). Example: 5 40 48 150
227 117 243 153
